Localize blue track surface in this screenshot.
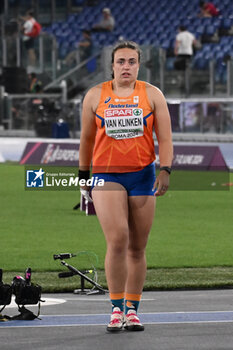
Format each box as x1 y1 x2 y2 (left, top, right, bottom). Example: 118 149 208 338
1 311 233 328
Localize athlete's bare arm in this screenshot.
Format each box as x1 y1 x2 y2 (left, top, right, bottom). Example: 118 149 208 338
79 84 102 170
146 83 173 196
146 83 173 166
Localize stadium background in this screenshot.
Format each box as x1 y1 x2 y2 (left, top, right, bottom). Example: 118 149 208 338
0 0 233 291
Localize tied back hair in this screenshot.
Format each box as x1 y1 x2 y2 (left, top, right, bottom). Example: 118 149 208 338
111 40 142 78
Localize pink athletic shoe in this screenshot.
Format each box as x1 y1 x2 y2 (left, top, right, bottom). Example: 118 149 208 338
106 307 124 332
124 309 144 331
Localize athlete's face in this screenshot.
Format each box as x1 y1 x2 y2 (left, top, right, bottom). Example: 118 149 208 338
112 48 140 84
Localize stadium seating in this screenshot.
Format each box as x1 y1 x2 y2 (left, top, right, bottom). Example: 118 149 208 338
42 0 233 75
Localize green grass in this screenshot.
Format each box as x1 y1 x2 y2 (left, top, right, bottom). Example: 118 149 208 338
147 189 233 267
0 163 233 290
2 268 233 292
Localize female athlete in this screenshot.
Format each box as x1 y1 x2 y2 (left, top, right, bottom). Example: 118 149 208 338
79 41 173 332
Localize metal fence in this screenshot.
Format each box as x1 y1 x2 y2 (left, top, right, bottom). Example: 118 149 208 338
0 40 233 138
1 87 233 138
157 49 233 98
0 32 58 80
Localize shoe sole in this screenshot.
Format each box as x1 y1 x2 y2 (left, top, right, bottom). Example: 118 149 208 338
124 325 144 331
106 326 123 332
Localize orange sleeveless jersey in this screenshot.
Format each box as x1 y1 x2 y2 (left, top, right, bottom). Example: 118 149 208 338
92 80 156 173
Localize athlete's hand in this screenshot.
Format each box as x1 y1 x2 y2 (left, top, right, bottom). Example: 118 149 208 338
80 188 93 204
153 171 170 197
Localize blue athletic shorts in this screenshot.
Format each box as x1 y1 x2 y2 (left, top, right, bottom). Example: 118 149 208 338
92 162 156 196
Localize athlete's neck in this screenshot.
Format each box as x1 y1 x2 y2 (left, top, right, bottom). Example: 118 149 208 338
112 80 136 97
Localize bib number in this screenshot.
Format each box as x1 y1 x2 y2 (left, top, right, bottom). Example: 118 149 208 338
104 108 144 140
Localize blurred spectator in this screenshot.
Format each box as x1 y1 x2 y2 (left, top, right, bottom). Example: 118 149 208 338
203 102 222 132
19 10 41 67
199 1 220 17
92 8 115 32
28 72 42 93
64 29 93 66
174 25 197 70
77 29 93 61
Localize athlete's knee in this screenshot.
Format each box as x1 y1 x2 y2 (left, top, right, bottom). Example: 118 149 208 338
127 245 146 260
106 227 129 254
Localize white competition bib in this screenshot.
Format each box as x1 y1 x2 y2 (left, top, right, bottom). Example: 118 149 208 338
104 108 144 140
